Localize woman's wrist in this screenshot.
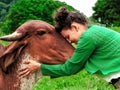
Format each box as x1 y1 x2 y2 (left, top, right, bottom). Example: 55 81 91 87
39 63 41 70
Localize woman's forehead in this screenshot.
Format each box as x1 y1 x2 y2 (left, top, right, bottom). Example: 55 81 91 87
61 29 70 36
61 29 68 33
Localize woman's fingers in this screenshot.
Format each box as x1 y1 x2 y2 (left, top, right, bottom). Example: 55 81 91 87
20 70 31 79
23 60 30 64
18 68 30 77
18 60 40 79
18 67 27 72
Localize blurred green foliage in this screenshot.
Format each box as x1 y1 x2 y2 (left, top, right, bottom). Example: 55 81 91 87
92 0 120 27
110 27 120 32
0 2 8 21
0 0 75 33
0 0 17 22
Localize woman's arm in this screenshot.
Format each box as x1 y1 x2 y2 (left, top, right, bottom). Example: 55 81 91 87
19 35 95 78
41 35 96 78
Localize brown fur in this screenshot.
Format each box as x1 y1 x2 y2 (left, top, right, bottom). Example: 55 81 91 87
0 20 74 90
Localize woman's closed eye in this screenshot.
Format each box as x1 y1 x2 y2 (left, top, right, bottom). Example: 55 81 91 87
65 35 71 43
64 35 69 39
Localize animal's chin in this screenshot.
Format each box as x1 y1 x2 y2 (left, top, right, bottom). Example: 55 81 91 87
22 53 39 61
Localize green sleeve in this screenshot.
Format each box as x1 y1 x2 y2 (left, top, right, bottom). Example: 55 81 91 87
41 34 95 78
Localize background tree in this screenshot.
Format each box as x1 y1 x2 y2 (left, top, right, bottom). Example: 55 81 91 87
2 0 75 33
0 0 17 22
0 2 7 21
92 0 120 26
0 0 13 4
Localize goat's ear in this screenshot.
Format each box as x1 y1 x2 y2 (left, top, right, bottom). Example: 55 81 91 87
0 41 27 73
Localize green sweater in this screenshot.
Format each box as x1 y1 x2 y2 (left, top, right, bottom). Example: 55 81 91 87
41 25 120 78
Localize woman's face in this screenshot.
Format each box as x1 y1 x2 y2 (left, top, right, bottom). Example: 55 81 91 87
61 22 87 44
61 28 79 44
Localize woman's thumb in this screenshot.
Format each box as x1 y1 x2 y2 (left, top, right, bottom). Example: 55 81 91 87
23 60 30 64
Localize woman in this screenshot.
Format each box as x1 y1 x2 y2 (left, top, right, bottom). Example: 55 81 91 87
19 7 120 88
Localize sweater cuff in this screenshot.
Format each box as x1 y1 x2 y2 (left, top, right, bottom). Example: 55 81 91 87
40 64 62 78
41 64 49 76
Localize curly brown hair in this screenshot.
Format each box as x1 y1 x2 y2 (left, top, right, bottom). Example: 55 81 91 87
54 7 88 33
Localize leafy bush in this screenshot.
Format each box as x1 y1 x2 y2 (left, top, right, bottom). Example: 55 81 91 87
0 22 4 27
2 0 75 33
92 0 120 27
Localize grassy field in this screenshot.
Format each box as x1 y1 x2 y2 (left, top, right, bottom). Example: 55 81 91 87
1 27 119 90
33 69 115 90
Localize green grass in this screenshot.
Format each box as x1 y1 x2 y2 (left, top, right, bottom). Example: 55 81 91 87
33 69 115 90
110 27 120 32
0 29 10 46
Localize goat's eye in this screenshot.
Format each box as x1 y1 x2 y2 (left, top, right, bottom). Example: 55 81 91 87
37 31 46 36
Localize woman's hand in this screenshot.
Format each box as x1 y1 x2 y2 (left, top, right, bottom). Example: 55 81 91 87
18 60 40 79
